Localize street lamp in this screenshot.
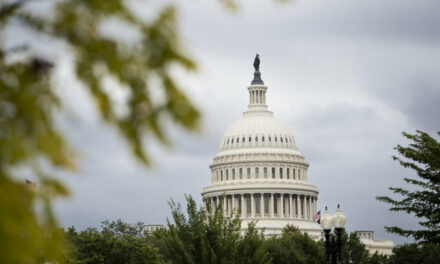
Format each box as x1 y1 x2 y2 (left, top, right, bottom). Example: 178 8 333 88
320 204 346 264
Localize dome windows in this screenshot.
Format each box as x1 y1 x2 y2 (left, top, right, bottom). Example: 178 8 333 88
255 136 258 142
255 167 259 178
272 167 275 179
232 168 235 180
262 136 265 142
239 168 243 179
242 137 245 142
275 137 278 142
264 167 267 178
279 168 283 179
226 169 229 180
269 136 271 142
231 139 234 144
247 168 251 179
236 138 239 143
287 168 290 179
249 137 252 142
280 137 283 143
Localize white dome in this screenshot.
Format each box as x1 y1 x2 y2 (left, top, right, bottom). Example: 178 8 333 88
219 110 298 152
202 62 321 239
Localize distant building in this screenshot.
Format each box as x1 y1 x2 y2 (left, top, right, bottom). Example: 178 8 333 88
201 57 321 239
144 224 164 234
355 231 394 256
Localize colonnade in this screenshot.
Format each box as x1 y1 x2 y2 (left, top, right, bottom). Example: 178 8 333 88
249 89 266 105
204 193 317 220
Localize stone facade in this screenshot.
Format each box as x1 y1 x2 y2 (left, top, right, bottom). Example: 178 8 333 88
356 231 394 256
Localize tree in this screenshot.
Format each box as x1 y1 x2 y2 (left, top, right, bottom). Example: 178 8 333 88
341 232 373 264
160 195 242 264
388 243 440 264
264 226 326 264
1 0 199 262
65 220 162 264
376 130 440 244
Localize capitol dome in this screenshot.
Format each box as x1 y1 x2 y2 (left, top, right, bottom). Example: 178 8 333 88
201 56 322 238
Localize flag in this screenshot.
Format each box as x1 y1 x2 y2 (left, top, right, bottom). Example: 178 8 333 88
313 210 321 223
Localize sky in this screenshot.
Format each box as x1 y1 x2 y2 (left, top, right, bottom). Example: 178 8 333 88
11 0 440 245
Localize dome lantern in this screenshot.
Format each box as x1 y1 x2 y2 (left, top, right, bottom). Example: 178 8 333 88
248 54 268 112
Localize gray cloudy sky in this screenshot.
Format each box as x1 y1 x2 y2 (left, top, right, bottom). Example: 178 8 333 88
16 0 439 245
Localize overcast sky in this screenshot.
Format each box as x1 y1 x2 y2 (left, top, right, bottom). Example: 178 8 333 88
12 0 440 245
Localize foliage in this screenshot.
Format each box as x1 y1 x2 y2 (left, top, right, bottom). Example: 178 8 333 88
65 220 162 264
236 222 270 264
376 130 440 244
0 0 199 262
387 243 440 264
264 225 326 264
341 232 374 264
161 195 242 264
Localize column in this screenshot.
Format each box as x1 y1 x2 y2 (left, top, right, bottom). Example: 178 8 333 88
306 196 310 219
260 193 264 218
241 194 245 218
232 195 236 216
270 193 274 218
302 196 305 219
315 197 318 217
280 194 284 218
289 194 293 218
223 196 227 217
251 193 255 218
227 197 232 217
296 195 300 218
210 198 215 214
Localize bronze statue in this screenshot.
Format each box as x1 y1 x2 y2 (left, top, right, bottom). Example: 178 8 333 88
253 54 260 71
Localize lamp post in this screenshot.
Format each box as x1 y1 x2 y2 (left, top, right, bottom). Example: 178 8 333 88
320 204 346 264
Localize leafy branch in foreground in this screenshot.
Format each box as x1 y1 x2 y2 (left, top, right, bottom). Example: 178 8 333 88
0 0 199 262
377 130 440 245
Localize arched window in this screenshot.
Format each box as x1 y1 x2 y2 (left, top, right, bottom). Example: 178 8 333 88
255 167 259 178
237 138 239 143
221 170 223 181
264 167 267 178
280 137 283 143
242 137 245 142
293 168 296 180
287 168 290 179
231 138 234 144
249 137 252 142
275 137 278 142
298 169 301 180
216 171 218 182
262 136 265 142
269 136 271 142
279 168 283 179
226 169 229 180
285 137 288 143
255 136 258 142
247 168 251 179
239 168 243 179
272 167 275 179
232 168 235 180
